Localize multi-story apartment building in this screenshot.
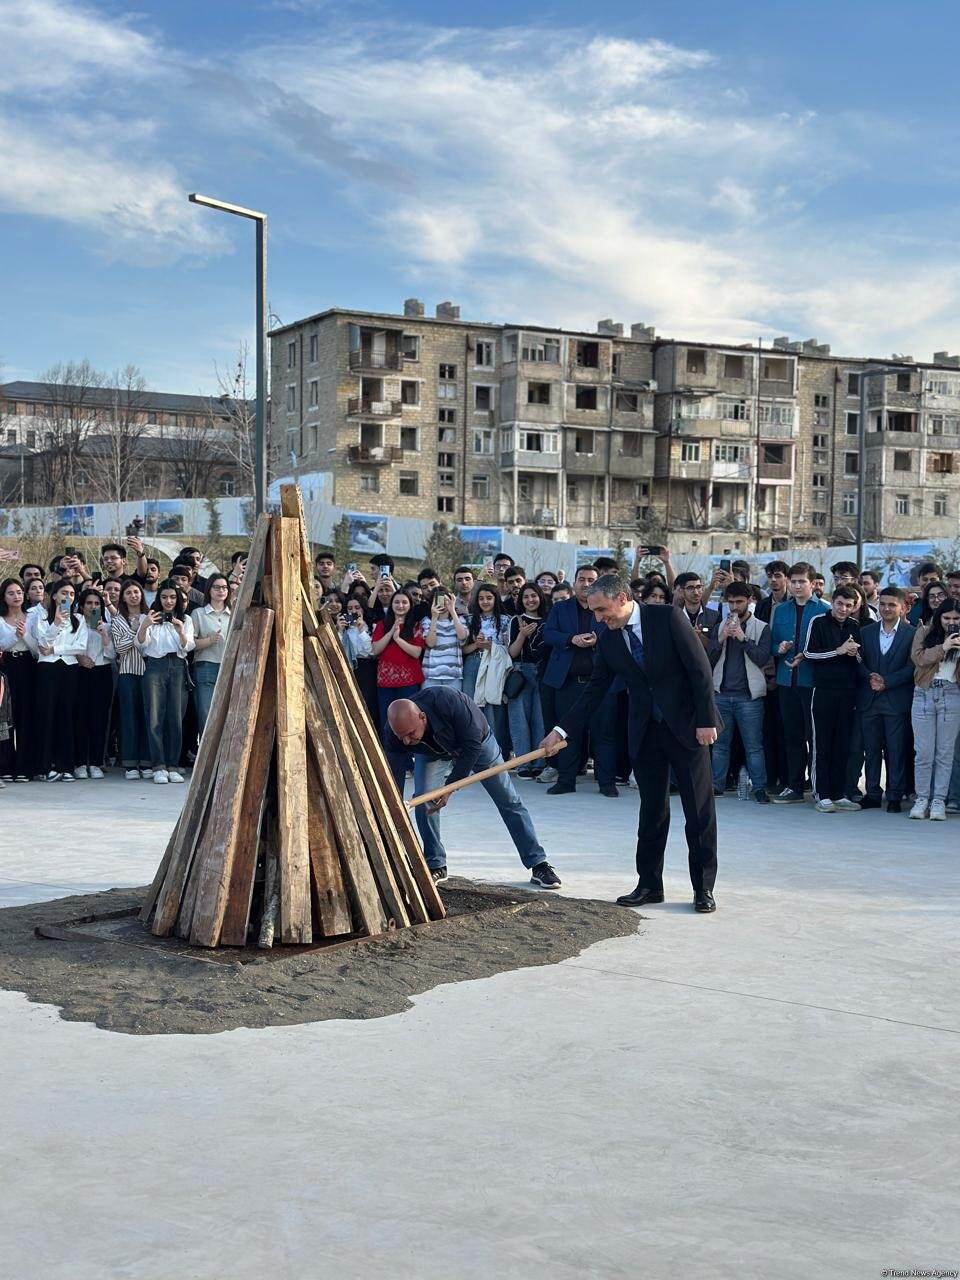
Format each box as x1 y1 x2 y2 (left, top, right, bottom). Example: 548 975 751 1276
269 302 960 554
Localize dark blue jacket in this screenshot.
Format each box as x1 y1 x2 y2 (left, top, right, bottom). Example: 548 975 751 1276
542 597 610 690
856 620 915 715
383 686 490 789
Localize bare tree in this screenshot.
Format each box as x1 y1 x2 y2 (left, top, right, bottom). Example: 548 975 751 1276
167 413 223 498
35 360 106 506
88 364 151 507
211 343 257 496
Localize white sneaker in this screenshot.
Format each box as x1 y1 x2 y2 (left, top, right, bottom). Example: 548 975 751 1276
909 800 929 820
140 768 154 779
73 766 89 780
46 771 63 782
537 767 559 784
167 770 185 784
929 799 947 821
834 797 862 812
815 799 837 813
125 768 141 780
89 766 104 779
154 769 169 785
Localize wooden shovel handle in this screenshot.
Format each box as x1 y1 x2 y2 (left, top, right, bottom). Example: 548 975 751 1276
406 744 566 810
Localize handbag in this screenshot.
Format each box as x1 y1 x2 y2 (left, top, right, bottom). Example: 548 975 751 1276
502 665 526 701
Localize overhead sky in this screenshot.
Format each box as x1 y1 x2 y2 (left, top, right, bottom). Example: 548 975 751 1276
2 0 959 394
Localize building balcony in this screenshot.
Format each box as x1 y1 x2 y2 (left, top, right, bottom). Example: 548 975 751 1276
610 452 654 478
565 451 608 475
757 419 798 440
500 449 562 470
654 458 713 481
347 445 403 465
346 397 402 418
514 503 559 525
759 460 793 482
348 349 403 372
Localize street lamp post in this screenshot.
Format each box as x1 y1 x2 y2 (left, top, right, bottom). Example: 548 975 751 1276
188 193 268 514
856 365 903 566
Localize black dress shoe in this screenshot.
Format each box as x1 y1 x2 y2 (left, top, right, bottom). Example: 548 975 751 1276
694 889 716 913
546 782 576 795
887 800 902 813
598 785 619 798
859 796 882 810
616 885 665 907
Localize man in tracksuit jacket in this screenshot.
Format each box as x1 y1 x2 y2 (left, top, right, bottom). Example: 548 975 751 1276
769 562 830 802
803 584 863 811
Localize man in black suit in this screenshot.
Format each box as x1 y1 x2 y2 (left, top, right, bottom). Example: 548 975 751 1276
540 572 722 912
856 586 914 812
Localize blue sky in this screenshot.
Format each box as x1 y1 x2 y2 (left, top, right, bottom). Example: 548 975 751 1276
2 0 960 394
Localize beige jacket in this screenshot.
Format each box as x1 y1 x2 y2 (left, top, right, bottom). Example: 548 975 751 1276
911 623 960 689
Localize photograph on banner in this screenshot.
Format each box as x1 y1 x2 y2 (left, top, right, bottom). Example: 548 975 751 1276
56 505 95 537
458 526 502 567
576 546 615 567
347 512 388 555
144 499 184 536
862 541 940 587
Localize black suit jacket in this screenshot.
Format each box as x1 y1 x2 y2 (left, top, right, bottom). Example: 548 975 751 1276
856 621 915 715
557 604 721 754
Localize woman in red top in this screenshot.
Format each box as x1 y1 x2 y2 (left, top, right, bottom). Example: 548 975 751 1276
370 589 425 738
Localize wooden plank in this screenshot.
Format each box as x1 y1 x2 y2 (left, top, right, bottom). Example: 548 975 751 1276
272 516 312 944
303 642 411 928
304 591 445 921
187 608 274 947
279 482 314 590
145 512 271 929
219 651 277 947
305 748 353 936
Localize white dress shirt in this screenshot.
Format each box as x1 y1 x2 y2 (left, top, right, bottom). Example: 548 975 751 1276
0 615 33 653
554 603 639 739
878 618 900 656
30 612 90 664
137 614 195 659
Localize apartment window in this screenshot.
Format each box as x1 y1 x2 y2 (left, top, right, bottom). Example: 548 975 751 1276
926 378 956 395
437 381 458 403
147 411 158 425
763 444 786 465
615 391 639 412
521 339 561 363
813 410 829 427
620 432 642 457
844 452 859 475
847 373 861 396
714 443 746 462
929 415 944 434
438 471 455 490
438 451 455 468
439 363 456 380
895 494 910 515
575 341 600 369
308 379 319 407
893 450 912 471
758 403 792 426
474 385 494 411
471 474 489 499
309 334 319 363
438 426 456 444
845 412 860 435
711 488 723 509
307 424 318 453
611 353 622 377
519 430 559 453
168 414 180 427
721 400 750 421
287 341 296 369
934 494 948 517
813 449 828 464
812 473 827 488
896 373 912 392
25 430 36 447
438 407 456 423
218 478 236 497
359 473 379 493
814 394 829 408
473 429 494 454
437 496 454 513
574 431 595 454
887 411 916 432
527 382 551 405
681 441 701 462
5 429 15 444
813 433 828 449
398 472 419 496
361 423 385 449
811 511 827 527
930 452 954 473
286 385 296 412
400 380 420 406
401 334 420 361
761 357 790 381
840 492 857 516
686 349 707 374
475 340 495 368
400 426 419 452
723 354 746 379
575 386 598 410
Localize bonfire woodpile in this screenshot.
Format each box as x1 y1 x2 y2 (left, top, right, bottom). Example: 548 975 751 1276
140 485 445 949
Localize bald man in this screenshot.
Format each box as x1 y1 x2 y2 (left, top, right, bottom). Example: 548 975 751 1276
385 686 561 888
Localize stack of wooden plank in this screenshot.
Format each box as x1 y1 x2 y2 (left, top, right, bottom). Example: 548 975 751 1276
140 484 445 949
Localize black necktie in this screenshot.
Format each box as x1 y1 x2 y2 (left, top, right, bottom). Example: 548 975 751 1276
627 626 663 722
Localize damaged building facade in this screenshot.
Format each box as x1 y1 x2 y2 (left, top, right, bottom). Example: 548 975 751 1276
270 301 960 554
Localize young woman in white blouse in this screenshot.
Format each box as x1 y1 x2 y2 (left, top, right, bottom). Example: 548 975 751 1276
191 573 232 736
0 577 40 781
74 587 116 779
110 580 151 779
137 579 195 785
30 578 90 781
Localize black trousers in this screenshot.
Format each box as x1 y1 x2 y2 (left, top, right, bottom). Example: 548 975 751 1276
633 719 718 893
845 709 864 798
36 660 79 774
2 652 40 777
75 664 113 767
862 708 909 802
778 685 814 794
811 687 856 802
763 691 787 793
555 678 617 787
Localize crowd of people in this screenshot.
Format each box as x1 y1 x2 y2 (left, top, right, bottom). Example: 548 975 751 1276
1 537 959 826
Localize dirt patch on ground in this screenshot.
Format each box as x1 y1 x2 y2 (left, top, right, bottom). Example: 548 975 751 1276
0 879 639 1036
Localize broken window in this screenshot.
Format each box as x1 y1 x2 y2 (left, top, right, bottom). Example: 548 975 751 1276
887 412 916 431
896 373 912 392
575 341 600 369
615 391 639 412
763 444 786 465
930 452 954 474
847 373 861 396
845 412 860 434
398 472 419 495
527 382 551 405
400 381 419 405
360 422 383 448
893 451 912 471
619 432 643 457
400 426 419 451
475 341 495 368
722 354 745 379
575 386 598 410
686 349 707 374
574 431 595 454
438 426 456 444
761 357 790 381
474 385 494 411
844 453 859 475
400 334 419 361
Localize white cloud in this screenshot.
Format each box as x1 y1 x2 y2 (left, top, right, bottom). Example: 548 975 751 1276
0 0 157 94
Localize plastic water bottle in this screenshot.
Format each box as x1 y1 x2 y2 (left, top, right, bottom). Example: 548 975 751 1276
737 766 752 801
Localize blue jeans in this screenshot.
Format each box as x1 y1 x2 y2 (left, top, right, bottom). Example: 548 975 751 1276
193 661 220 736
461 651 481 700
506 661 544 758
712 694 767 792
413 734 546 871
117 672 149 768
142 655 188 769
